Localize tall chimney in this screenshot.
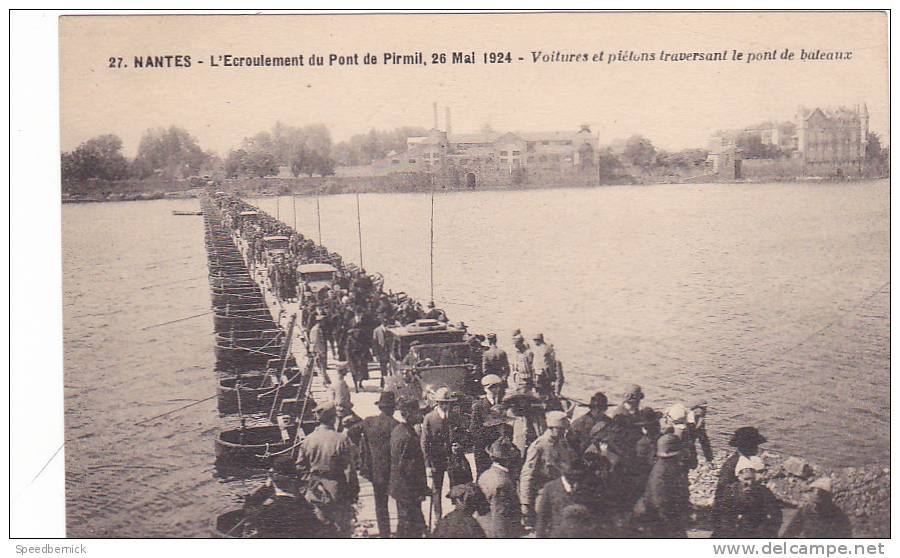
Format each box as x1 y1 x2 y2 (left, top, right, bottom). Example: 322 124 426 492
445 107 452 137
433 102 438 130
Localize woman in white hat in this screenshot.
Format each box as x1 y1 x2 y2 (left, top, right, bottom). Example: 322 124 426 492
713 455 782 538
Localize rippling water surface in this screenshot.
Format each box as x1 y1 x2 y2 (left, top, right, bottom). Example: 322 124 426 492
64 181 889 536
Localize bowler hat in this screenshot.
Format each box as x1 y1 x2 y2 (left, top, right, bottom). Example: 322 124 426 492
532 332 544 342
375 391 397 409
397 397 425 415
486 333 497 341
729 426 767 448
487 437 521 461
656 433 682 458
589 391 609 409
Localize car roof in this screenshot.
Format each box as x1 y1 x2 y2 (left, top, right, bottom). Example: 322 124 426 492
298 263 338 273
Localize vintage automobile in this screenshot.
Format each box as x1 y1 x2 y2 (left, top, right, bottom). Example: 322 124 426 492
382 320 483 404
297 263 338 302
262 235 290 265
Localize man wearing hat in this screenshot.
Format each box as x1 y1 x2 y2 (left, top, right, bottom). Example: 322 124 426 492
347 391 398 538
330 361 353 425
477 437 524 538
713 426 767 525
482 333 510 380
509 335 535 394
608 384 644 421
470 374 508 476
530 333 558 400
308 312 329 381
295 401 359 537
432 483 488 538
371 318 391 387
685 399 715 470
782 476 852 538
520 410 575 529
535 458 603 538
570 391 610 453
713 456 782 538
638 433 691 538
421 387 465 519
633 406 663 494
389 397 430 538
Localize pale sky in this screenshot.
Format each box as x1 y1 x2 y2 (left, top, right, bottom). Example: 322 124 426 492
59 12 889 157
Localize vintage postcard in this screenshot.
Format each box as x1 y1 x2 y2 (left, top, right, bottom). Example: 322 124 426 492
52 11 889 541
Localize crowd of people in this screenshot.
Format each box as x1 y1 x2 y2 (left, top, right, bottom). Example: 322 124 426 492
211 193 852 539
248 371 851 539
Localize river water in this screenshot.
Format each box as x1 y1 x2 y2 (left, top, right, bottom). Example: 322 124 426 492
63 181 889 536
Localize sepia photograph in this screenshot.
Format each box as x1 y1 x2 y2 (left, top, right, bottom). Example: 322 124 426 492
15 9 892 543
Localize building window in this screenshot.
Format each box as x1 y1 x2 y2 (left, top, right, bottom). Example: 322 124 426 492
500 157 508 163
500 150 508 156
541 141 549 145
409 159 416 163
512 150 521 156
391 159 400 164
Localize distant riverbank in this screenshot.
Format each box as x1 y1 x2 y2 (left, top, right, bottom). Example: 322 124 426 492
60 174 889 203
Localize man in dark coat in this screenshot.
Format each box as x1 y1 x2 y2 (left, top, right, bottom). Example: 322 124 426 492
569 391 609 453
470 374 508 477
432 483 488 538
535 458 606 538
421 387 462 520
347 391 398 538
638 433 691 538
633 406 662 498
782 477 852 538
476 437 523 538
713 426 767 525
390 398 429 538
344 323 370 392
481 333 510 379
713 456 782 538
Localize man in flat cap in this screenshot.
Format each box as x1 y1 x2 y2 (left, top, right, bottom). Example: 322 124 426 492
520 410 575 529
481 333 510 380
421 387 463 519
295 401 359 537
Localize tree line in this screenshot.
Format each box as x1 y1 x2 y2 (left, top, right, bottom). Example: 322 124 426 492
62 123 432 182
61 123 890 183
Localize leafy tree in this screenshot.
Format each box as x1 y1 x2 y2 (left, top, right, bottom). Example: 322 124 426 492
597 147 626 178
132 126 208 179
622 135 658 168
60 134 129 181
865 132 882 161
735 132 784 159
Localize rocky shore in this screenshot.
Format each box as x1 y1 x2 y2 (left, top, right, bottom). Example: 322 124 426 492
689 451 890 538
